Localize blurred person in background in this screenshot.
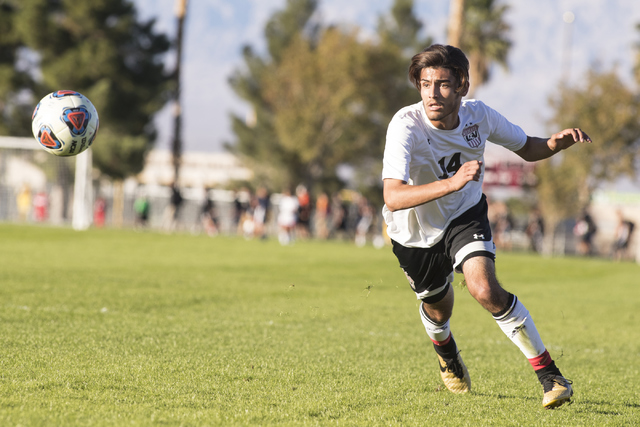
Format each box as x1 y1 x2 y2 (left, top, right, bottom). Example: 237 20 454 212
94 196 107 228
233 188 252 235
200 188 219 237
355 195 374 247
33 191 48 222
134 191 150 229
16 184 32 222
525 207 545 253
163 184 183 231
296 184 312 239
573 208 597 256
314 192 330 239
252 187 270 240
611 210 635 261
277 188 298 245
489 201 513 251
329 192 348 240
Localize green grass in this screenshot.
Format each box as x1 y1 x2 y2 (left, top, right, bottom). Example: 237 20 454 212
0 224 638 426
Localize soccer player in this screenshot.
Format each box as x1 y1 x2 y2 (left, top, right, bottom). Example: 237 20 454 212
382 44 591 409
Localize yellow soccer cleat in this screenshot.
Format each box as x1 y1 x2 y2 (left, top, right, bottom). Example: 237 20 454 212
437 352 471 393
541 375 573 409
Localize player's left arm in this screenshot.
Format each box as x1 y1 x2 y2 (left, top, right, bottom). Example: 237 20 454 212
514 128 592 162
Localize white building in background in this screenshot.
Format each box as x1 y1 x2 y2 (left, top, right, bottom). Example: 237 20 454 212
136 149 253 188
0 137 254 229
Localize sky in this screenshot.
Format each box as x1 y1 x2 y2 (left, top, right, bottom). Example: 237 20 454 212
132 0 640 153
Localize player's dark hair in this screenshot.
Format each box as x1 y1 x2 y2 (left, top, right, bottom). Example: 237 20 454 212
409 44 470 92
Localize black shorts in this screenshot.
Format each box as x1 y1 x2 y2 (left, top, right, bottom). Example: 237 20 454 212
391 194 495 303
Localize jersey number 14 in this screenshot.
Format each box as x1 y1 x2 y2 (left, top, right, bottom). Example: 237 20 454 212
437 152 462 179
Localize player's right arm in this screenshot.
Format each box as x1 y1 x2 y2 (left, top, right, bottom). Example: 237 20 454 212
383 160 483 212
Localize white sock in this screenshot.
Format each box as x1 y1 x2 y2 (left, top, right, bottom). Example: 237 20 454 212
493 296 546 359
420 303 451 344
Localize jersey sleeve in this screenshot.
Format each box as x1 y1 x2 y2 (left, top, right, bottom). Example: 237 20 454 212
484 103 527 152
382 113 414 182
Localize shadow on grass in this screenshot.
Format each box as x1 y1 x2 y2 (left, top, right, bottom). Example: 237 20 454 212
568 398 639 416
477 393 633 416
471 391 538 404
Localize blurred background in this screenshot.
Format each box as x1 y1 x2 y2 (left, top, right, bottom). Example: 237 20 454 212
1 0 639 261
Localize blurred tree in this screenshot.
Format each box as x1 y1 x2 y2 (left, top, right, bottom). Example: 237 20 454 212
14 0 171 180
229 0 431 197
535 69 640 252
457 0 511 98
265 0 320 64
228 0 318 191
354 0 431 206
378 0 429 56
634 23 640 85
375 0 431 119
261 28 382 191
0 0 34 136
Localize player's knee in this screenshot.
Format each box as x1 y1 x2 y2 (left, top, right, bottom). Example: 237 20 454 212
468 283 491 306
422 301 451 324
468 281 508 312
419 282 454 323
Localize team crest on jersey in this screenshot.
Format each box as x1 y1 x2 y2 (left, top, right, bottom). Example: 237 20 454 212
462 124 481 148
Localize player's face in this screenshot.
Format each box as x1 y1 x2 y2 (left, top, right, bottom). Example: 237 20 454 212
419 67 468 130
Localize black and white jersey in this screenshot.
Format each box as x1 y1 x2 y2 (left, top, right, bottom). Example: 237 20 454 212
382 99 527 248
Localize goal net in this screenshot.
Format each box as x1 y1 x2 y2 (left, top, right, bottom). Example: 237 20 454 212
0 136 93 230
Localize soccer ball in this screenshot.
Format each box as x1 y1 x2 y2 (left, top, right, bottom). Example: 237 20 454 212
31 90 99 157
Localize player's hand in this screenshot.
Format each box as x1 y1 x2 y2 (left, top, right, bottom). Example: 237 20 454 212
547 128 592 152
450 160 482 191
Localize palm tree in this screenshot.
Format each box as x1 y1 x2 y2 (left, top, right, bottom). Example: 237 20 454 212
172 0 188 185
460 0 512 98
447 0 465 48
449 0 512 98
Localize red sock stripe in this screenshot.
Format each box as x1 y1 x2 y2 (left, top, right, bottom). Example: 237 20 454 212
528 350 552 371
430 334 451 346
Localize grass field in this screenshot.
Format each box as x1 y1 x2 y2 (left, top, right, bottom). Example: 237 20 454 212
0 224 638 426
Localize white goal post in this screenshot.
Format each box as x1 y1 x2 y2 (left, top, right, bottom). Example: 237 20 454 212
0 136 93 230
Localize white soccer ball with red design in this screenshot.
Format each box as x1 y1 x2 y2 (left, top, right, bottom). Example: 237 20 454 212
31 90 99 157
